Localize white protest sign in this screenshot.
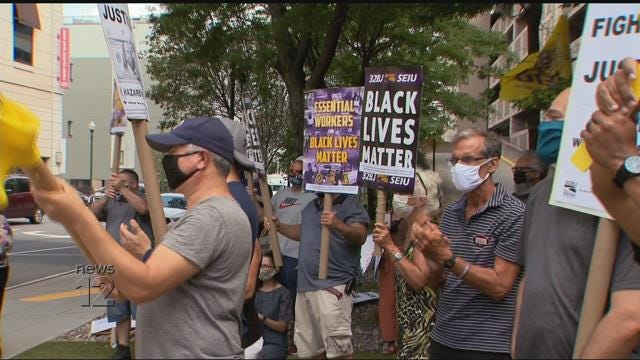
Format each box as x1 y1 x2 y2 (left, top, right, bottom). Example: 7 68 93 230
550 3 640 218
98 3 150 120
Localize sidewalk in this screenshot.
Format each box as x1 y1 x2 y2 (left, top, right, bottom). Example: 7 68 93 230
2 272 105 359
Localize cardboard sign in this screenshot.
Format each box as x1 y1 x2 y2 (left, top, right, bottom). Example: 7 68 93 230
110 79 128 134
550 3 640 218
357 67 422 193
303 87 363 194
240 92 265 175
98 3 150 120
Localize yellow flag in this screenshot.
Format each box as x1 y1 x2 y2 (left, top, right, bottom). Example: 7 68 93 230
0 94 43 209
500 15 572 101
571 64 640 172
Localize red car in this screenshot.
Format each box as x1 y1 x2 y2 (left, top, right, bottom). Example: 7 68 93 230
2 175 44 224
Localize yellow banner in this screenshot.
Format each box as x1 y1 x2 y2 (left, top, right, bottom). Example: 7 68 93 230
500 15 572 101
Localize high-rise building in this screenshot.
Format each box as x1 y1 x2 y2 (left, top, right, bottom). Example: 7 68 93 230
0 4 66 175
486 3 585 162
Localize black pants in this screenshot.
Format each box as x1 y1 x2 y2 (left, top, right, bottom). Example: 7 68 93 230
0 266 8 314
430 339 511 360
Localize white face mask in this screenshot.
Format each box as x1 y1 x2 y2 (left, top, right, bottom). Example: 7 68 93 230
450 159 491 193
392 194 414 219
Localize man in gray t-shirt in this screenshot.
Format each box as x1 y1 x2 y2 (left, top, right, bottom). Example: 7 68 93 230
31 117 253 359
136 196 251 358
90 169 152 359
273 193 369 358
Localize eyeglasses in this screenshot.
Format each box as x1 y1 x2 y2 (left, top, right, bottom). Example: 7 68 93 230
448 156 487 166
512 167 537 173
289 169 303 175
260 264 276 269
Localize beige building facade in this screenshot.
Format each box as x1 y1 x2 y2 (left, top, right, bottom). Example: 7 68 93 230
62 15 163 192
0 3 66 175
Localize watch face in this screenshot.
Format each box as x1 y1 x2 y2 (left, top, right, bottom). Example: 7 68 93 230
625 156 640 174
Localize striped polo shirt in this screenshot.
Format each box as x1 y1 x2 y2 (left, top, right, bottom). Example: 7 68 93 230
431 183 525 354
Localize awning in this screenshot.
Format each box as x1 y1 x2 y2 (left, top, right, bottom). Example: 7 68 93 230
14 3 41 30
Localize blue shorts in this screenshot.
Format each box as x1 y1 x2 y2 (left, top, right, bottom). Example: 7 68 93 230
107 299 136 323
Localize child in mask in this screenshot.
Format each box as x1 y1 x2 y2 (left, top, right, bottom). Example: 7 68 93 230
255 251 292 359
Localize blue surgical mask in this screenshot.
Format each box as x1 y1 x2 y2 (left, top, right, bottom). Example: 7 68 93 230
536 121 563 167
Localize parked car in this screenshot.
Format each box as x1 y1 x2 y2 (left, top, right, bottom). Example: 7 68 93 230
161 193 187 223
2 175 44 224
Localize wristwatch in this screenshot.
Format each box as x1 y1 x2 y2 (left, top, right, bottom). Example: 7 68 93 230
613 155 640 188
443 254 457 269
393 252 404 262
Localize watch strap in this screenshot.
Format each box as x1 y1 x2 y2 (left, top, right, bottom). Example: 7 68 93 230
443 254 457 269
614 156 640 188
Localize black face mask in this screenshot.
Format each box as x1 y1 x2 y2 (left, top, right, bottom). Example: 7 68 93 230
162 152 200 190
289 174 303 187
513 170 529 184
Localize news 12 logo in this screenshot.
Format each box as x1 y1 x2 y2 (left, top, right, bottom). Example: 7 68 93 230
75 265 116 308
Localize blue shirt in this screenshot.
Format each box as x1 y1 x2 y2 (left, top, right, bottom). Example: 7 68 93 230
228 181 259 244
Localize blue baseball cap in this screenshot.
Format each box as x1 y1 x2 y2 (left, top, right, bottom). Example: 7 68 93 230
145 117 235 162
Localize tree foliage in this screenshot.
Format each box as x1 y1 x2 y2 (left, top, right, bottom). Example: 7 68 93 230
144 4 509 172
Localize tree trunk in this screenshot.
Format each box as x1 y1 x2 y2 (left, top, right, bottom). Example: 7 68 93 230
286 80 306 158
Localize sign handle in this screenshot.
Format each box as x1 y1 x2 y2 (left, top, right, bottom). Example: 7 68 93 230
318 194 333 279
374 190 386 256
246 171 257 203
130 120 167 242
23 162 96 264
112 133 122 173
258 176 283 267
572 218 619 357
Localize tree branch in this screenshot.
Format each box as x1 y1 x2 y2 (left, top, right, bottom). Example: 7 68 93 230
308 3 349 89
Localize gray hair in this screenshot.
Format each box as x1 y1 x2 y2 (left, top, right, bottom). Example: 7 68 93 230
452 128 501 158
186 144 231 178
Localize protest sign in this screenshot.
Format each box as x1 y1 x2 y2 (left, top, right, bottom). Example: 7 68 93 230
240 92 283 267
240 92 266 175
98 3 149 120
110 79 128 135
303 87 363 195
358 67 422 194
550 3 640 218
99 3 166 241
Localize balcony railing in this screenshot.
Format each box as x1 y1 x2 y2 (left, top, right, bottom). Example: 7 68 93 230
489 99 517 129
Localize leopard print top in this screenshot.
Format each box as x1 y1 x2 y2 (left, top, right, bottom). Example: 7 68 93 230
395 243 439 359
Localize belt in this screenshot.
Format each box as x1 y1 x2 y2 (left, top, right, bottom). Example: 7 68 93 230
323 287 343 300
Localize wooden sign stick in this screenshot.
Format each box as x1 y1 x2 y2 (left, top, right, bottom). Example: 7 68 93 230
112 133 122 173
374 189 386 256
130 121 166 242
572 218 619 357
258 176 283 267
318 194 334 279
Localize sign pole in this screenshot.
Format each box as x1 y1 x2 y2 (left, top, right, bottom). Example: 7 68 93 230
572 218 619 357
130 121 166 242
374 190 386 256
318 194 333 279
112 133 122 173
258 175 283 267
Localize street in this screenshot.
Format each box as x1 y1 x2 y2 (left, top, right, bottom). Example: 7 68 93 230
7 217 87 288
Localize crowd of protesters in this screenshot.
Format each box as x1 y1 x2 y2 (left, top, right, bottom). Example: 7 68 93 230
0 57 637 360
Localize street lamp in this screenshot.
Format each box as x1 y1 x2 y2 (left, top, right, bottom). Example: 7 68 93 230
89 121 95 191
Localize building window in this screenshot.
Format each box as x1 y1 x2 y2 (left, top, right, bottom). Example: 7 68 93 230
67 120 73 138
13 4 40 66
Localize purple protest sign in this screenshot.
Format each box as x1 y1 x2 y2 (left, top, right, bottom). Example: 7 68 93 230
358 67 423 194
303 87 363 195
